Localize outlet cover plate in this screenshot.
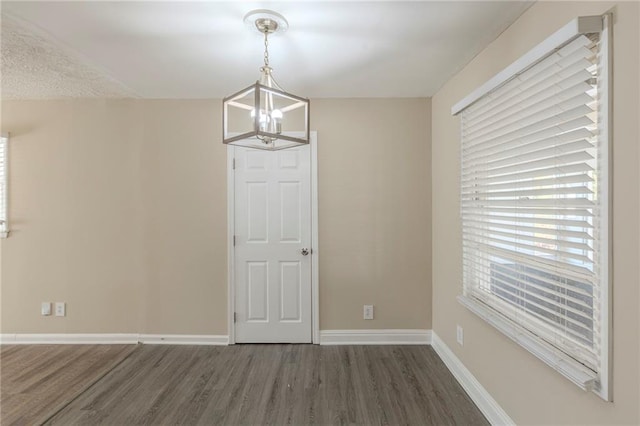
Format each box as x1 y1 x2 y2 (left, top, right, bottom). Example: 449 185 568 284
55 302 66 317
363 305 374 320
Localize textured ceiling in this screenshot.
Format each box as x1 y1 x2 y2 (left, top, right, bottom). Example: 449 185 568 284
1 15 137 100
1 1 533 100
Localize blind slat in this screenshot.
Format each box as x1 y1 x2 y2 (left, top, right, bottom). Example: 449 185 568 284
463 151 595 179
464 115 594 155
466 267 595 333
461 174 593 193
464 106 594 152
465 290 599 367
464 198 595 208
461 163 594 186
465 78 593 133
466 243 595 281
464 219 592 239
465 186 594 199
463 253 595 300
467 281 595 347
461 206 594 217
463 139 594 173
465 237 594 265
463 216 593 230
468 35 594 117
464 226 594 253
466 92 594 144
463 128 594 162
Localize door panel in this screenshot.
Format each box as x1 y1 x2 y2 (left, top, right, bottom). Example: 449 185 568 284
247 261 268 322
280 182 301 242
247 182 268 242
280 261 302 322
234 145 311 343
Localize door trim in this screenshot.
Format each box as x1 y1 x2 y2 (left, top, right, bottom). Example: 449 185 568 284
227 132 319 344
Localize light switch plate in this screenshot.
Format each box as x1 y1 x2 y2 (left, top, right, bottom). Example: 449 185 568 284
456 325 464 346
41 302 51 316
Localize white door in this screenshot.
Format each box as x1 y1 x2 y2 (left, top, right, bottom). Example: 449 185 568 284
233 144 312 343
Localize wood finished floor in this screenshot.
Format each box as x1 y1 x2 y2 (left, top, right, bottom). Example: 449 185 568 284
38 344 489 425
0 344 136 426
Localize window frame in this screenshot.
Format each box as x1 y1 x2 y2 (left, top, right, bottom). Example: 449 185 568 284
0 133 8 238
452 15 612 401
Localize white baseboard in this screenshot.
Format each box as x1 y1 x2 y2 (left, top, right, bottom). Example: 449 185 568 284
138 334 229 345
320 329 432 345
1 331 427 346
431 332 514 426
0 333 139 344
0 333 229 346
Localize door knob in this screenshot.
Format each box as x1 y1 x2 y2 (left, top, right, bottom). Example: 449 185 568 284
301 248 310 256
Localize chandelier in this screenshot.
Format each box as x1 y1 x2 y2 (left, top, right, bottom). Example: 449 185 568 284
222 10 310 151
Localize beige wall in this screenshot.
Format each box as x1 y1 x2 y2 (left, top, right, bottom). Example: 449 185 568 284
0 98 432 334
139 101 228 334
314 99 431 329
431 2 639 425
0 100 146 333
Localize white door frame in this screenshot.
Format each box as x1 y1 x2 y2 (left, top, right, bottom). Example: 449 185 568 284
227 132 319 344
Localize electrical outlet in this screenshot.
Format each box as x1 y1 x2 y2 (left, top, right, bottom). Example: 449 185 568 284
41 302 51 316
363 305 374 320
55 302 66 317
456 325 464 346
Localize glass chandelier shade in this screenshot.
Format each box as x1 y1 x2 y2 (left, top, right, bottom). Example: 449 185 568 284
223 11 310 151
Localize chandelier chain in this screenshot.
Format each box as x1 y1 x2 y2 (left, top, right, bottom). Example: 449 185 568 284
263 32 269 67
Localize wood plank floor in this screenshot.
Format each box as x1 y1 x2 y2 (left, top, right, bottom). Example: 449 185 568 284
38 344 488 425
0 344 136 426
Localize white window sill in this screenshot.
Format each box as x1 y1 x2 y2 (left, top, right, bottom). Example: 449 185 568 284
457 295 605 398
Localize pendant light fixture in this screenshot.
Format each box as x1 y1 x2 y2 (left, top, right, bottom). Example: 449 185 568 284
223 10 310 151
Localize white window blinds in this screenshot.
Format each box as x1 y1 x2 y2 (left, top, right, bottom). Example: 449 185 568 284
456 16 610 399
0 135 7 238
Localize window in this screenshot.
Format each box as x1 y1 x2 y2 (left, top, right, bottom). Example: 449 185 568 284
0 134 7 238
452 16 611 400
